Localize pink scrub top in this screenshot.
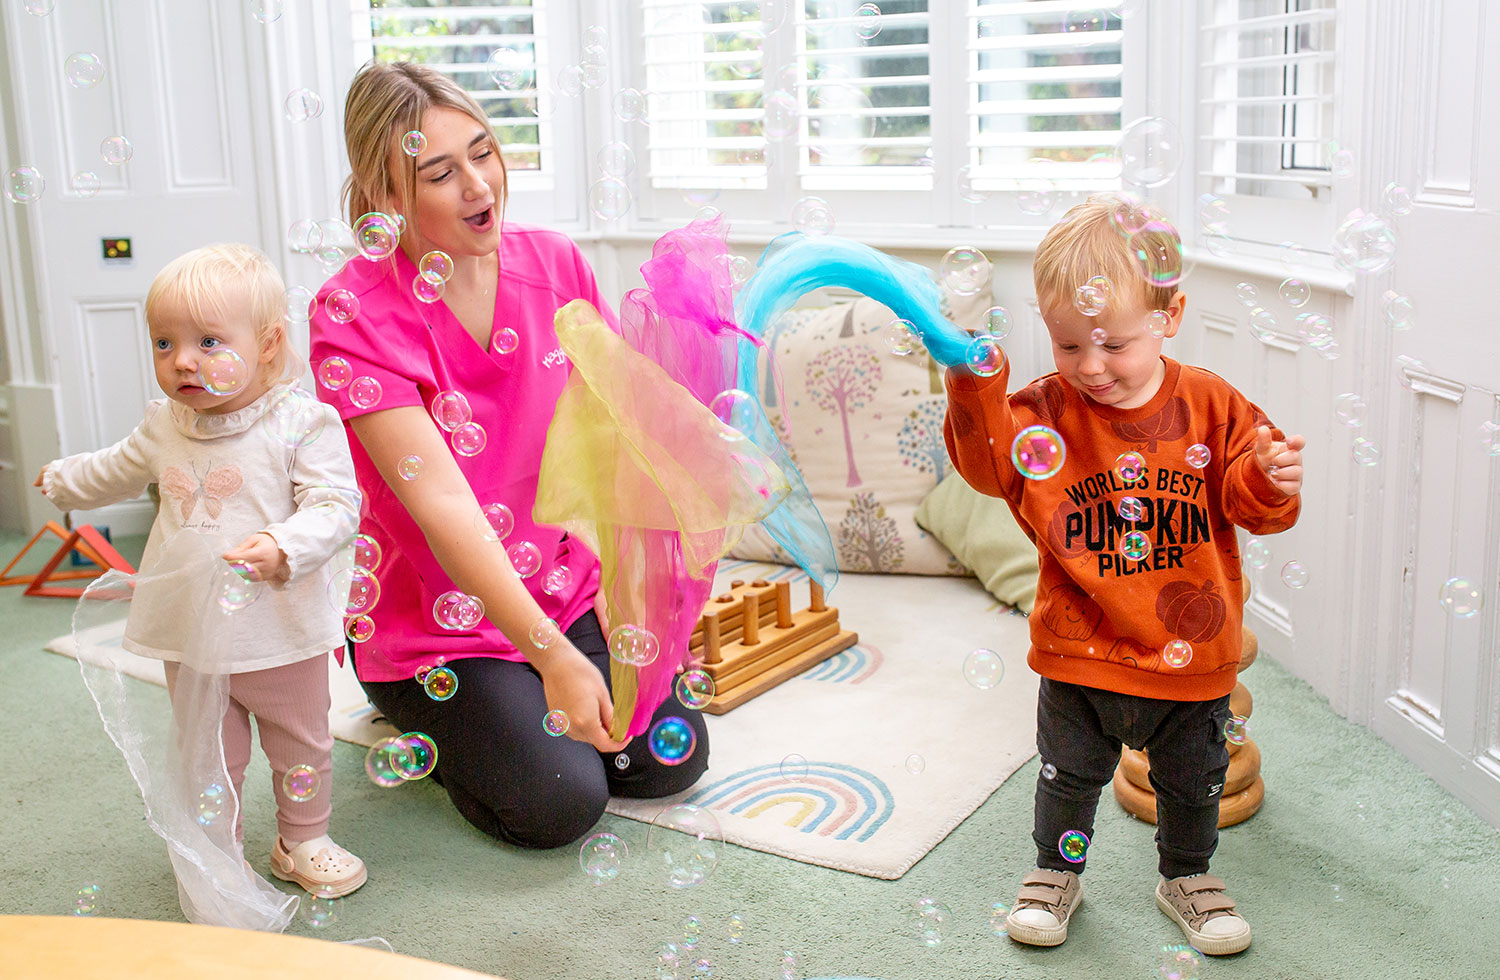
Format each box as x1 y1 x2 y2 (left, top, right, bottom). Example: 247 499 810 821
309 223 616 683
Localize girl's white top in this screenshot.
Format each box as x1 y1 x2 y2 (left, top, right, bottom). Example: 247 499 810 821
43 384 361 672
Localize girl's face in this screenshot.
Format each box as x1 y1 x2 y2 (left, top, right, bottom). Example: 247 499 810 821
394 106 506 260
150 292 276 415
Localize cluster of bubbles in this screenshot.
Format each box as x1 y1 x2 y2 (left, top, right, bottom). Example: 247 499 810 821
364 730 438 787
433 590 485 630
646 802 722 889
608 623 662 666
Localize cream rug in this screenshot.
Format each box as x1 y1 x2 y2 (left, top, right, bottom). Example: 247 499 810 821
45 559 1039 880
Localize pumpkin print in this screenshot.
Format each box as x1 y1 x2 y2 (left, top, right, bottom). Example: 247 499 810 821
1106 637 1161 671
1155 579 1228 643
1012 380 1068 426
1040 582 1103 640
1046 498 1090 560
947 400 978 440
1110 395 1191 451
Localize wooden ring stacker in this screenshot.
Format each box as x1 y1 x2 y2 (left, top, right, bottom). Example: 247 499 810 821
1113 768 1265 828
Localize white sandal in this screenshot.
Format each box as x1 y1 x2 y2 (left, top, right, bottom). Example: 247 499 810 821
270 835 367 898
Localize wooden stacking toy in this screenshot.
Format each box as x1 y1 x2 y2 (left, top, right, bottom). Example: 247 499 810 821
689 577 857 714
1112 578 1265 828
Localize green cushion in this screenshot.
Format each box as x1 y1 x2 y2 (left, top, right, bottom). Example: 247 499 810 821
915 471 1040 614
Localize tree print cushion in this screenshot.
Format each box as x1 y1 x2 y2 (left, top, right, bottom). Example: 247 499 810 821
729 280 994 575
913 470 1040 613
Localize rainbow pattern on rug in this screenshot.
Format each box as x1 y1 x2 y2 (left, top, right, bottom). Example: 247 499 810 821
798 644 884 685
686 762 895 842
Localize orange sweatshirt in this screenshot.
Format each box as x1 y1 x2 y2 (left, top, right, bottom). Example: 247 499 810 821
944 356 1300 701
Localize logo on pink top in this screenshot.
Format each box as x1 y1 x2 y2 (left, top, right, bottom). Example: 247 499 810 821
542 347 569 369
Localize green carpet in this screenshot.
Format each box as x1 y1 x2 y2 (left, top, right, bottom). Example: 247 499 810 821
3 530 1496 979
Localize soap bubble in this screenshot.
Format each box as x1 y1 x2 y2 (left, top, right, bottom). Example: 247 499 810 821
349 376 383 410
597 140 634 178
1063 8 1109 38
353 211 400 261
1119 116 1182 187
1042 761 1058 780
285 286 315 322
317 357 352 391
557 64 585 96
884 319 918 356
301 891 340 929
1381 181 1413 216
681 913 703 949
1234 282 1259 307
777 951 803 980
589 178 632 221
492 326 519 355
964 335 1004 377
250 0 282 23
99 136 134 166
676 670 716 709
763 91 799 141
364 736 413 787
1480 420 1500 457
1129 224 1184 288
198 348 249 396
1279 277 1311 307
349 535 379 575
433 590 485 630
1113 497 1142 523
1184 444 1211 469
345 615 375 643
540 565 573 596
1223 715 1248 746
506 540 542 577
478 502 514 541
791 195 834 235
394 731 437 780
988 900 1010 936
400 130 426 157
195 782 227 825
649 716 696 766
854 1 883 38
1108 195 1153 235
1011 425 1066 480
543 709 570 737
1120 531 1151 560
1330 147 1355 179
613 87 646 123
429 390 473 432
486 46 531 90
908 897 951 947
1074 283 1108 317
941 246 991 296
423 665 458 701
1058 829 1089 863
283 88 323 122
1295 312 1333 345
647 803 721 888
727 911 745 943
1090 327 1108 346
324 289 360 324
216 561 262 613
23 0 54 14
780 753 808 781
412 272 445 304
709 388 757 440
1144 309 1171 337
72 884 102 917
528 617 560 649
417 249 454 283
1382 290 1415 331
580 832 627 883
981 306 1012 339
1281 561 1309 589
1162 639 1193 667
331 566 380 617
1244 537 1271 569
1439 578 1482 618
1333 393 1365 428
4 167 44 203
1116 451 1146 481
1197 193 1230 233
905 753 926 775
262 386 326 448
956 164 985 204
606 627 660 666
1017 174 1057 215
963 648 1004 689
282 764 320 802
451 421 488 456
70 170 102 197
396 455 422 481
1156 942 1203 980
1332 209 1396 274
65 52 106 89
1352 437 1381 467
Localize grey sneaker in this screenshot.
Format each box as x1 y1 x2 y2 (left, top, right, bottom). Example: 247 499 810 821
1155 874 1252 955
1005 868 1084 946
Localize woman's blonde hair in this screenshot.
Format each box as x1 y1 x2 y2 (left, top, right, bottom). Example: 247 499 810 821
1033 194 1182 313
145 243 298 384
341 60 507 241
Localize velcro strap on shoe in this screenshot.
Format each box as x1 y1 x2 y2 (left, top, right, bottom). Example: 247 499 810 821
1181 874 1227 895
1017 885 1063 905
1191 893 1238 916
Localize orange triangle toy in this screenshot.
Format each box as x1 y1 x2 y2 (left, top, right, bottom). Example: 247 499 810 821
6 523 135 597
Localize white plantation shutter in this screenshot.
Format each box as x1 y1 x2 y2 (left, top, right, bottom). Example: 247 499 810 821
965 1 1130 191
350 1 555 184
1196 0 1338 198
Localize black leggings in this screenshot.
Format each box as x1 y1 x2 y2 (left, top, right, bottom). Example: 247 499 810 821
1033 677 1231 880
354 611 710 849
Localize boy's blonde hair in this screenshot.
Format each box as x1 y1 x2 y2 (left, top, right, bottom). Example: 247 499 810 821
341 60 507 241
145 243 298 384
1033 194 1182 314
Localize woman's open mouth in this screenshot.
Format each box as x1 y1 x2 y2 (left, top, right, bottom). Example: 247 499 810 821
464 207 494 232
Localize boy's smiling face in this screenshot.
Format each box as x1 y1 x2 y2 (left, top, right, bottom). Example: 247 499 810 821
1040 286 1186 410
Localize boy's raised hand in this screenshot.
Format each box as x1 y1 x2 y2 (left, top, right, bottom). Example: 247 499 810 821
222 531 290 587
1254 425 1306 496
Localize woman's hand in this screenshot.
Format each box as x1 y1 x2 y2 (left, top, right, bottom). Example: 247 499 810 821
539 645 629 753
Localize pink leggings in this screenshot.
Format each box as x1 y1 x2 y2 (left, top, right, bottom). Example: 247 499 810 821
163 653 333 845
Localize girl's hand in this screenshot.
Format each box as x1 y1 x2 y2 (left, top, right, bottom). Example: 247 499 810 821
1254 426 1306 497
222 532 290 587
539 645 629 753
33 466 48 489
